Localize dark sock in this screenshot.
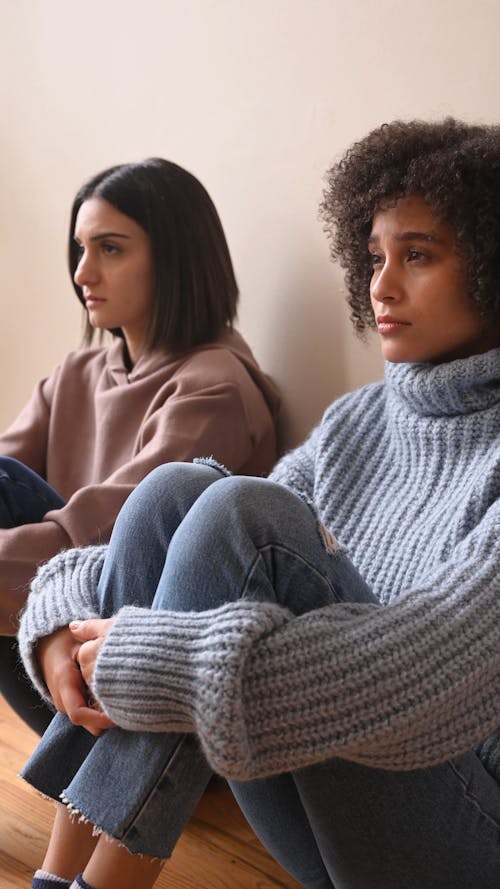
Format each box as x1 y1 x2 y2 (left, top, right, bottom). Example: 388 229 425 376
71 875 96 889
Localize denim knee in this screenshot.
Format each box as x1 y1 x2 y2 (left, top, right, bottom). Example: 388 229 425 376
194 475 314 547
130 461 227 510
0 455 22 474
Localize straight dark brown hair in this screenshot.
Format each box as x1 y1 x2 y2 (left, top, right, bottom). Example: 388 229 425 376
69 158 239 353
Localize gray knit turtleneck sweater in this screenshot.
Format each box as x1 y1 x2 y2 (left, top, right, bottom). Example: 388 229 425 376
19 349 500 783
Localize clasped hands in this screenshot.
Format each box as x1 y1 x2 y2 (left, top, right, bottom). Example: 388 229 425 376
37 618 117 736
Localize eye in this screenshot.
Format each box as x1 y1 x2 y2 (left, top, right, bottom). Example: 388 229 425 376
369 252 383 269
101 241 120 255
407 248 427 262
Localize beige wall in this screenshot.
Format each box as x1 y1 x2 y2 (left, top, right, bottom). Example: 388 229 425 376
1 0 499 446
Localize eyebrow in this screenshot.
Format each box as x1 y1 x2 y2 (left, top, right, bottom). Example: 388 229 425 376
368 231 446 246
74 232 132 242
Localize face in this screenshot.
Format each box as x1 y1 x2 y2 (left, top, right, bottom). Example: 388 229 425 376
73 197 154 364
368 195 499 364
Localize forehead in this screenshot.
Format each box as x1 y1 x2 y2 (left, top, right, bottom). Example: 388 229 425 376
369 195 453 243
74 197 143 239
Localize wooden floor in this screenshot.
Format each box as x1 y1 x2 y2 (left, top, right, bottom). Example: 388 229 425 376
0 696 302 889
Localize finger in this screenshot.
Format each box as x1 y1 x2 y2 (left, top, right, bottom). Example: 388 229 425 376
59 671 93 720
76 638 101 687
69 619 102 641
47 658 86 715
70 704 116 736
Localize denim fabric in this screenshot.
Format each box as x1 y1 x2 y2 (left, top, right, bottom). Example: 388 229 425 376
0 456 64 734
22 463 500 886
0 456 65 528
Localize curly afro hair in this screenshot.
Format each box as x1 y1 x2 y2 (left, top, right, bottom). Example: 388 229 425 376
320 117 500 334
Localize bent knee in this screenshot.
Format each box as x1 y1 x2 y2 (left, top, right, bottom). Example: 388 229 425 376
199 475 298 527
125 460 227 523
140 460 225 494
0 455 26 475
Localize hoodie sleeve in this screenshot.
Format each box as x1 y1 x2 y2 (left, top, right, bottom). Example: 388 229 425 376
1 344 278 622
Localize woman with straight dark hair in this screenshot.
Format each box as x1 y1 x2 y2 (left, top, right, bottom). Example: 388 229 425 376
0 158 279 735
70 159 240 353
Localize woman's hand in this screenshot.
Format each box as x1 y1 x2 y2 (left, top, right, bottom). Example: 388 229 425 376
37 624 115 736
66 617 117 735
69 617 115 689
37 626 87 713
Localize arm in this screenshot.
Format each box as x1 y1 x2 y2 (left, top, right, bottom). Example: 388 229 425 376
17 545 107 703
88 500 500 780
17 545 115 734
0 376 52 474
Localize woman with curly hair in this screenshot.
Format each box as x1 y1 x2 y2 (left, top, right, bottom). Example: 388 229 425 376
19 119 500 889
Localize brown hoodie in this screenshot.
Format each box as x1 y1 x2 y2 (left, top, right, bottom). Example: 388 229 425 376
0 328 280 610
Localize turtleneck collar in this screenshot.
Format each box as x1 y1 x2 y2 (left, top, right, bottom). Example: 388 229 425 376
384 347 500 417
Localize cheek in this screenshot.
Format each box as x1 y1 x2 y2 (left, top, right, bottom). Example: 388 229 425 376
136 257 155 299
126 262 154 304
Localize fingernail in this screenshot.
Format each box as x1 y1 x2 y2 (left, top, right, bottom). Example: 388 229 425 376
70 621 82 629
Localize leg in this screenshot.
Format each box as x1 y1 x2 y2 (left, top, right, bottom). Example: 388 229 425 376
24 468 351 877
0 636 53 734
42 803 98 881
144 477 500 887
41 803 162 889
289 752 500 889
0 456 65 528
159 475 375 887
0 456 65 733
83 836 163 889
96 460 230 615
90 475 374 882
166 479 498 888
22 462 225 860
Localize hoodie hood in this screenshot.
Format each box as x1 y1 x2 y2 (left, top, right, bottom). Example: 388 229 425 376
107 328 281 420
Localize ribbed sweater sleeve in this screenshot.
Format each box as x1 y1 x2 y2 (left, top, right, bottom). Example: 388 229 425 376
17 546 106 704
92 498 500 780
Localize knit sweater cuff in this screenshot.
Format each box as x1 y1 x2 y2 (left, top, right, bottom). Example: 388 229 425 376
17 545 107 704
93 600 290 775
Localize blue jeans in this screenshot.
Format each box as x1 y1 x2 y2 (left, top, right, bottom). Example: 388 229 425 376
22 462 500 888
0 456 64 734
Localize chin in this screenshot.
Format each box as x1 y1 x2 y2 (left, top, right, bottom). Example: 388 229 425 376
380 345 421 364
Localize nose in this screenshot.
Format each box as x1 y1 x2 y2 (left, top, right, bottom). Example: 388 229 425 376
370 260 403 305
74 248 99 288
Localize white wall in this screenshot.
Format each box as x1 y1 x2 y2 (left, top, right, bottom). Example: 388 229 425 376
2 0 499 445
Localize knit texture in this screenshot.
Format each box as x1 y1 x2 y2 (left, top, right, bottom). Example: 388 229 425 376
18 546 106 703
19 349 500 781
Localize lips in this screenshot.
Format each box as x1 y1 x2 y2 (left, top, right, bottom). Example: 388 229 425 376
376 315 411 334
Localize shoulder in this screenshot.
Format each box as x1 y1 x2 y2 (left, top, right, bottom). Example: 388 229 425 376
36 347 113 404
169 330 278 402
50 346 110 379
178 334 255 380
